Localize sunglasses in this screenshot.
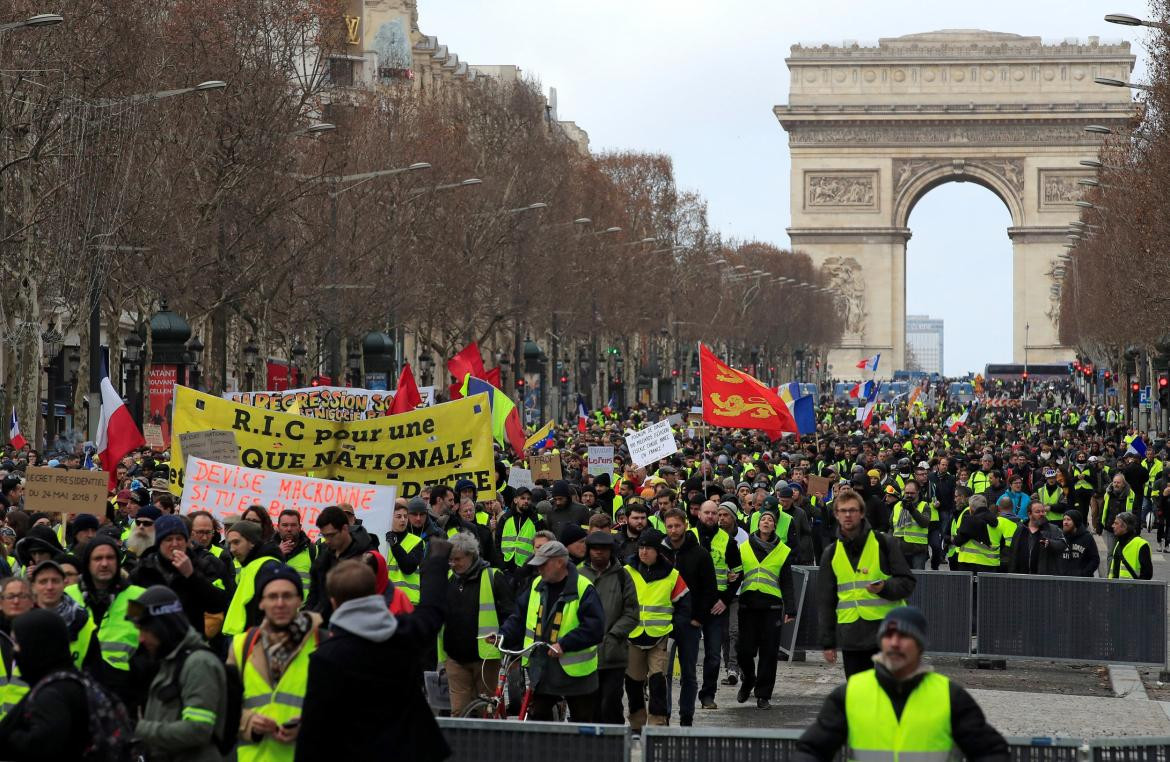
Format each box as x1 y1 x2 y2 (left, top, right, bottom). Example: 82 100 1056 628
136 519 155 527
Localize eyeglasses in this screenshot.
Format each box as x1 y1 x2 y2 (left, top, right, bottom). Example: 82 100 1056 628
1 593 31 601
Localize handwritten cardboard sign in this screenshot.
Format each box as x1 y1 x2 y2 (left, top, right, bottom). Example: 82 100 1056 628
23 467 108 516
178 430 239 467
626 420 679 469
531 453 563 483
587 446 614 477
143 423 165 451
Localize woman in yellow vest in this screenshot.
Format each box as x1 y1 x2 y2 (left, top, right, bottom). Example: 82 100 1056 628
624 528 690 729
495 540 606 722
1108 512 1152 580
795 606 1008 762
228 565 321 762
0 576 32 719
438 532 514 716
736 511 795 710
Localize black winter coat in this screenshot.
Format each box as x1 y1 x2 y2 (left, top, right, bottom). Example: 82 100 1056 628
0 670 90 760
662 532 717 625
295 551 449 762
305 527 375 622
794 662 1009 762
1009 522 1067 575
129 548 229 631
1059 527 1100 577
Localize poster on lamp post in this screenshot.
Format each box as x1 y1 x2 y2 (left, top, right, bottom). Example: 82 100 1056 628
147 365 178 446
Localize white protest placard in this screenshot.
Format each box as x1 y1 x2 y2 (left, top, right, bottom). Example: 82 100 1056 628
587 446 614 477
507 466 535 491
181 456 395 542
626 419 680 469
666 413 684 427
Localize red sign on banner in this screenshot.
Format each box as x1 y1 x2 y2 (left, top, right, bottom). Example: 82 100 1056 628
147 365 178 446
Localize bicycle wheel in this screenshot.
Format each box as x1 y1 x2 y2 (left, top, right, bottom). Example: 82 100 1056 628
457 698 496 719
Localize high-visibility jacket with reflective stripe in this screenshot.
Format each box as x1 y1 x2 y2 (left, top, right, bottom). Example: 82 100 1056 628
947 508 969 558
1109 536 1150 579
690 527 732 591
438 567 501 661
1072 467 1094 492
1103 490 1136 527
892 501 929 544
996 516 1019 550
522 573 597 677
284 546 313 602
831 532 901 624
224 557 281 636
625 565 679 638
1146 461 1164 497
66 583 145 671
957 519 1003 567
967 472 990 495
846 669 953 762
739 537 790 599
234 629 316 762
386 533 422 604
0 656 27 720
206 545 228 590
501 515 537 566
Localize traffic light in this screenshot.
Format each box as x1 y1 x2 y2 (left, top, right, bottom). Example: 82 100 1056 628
1104 370 1113 385
671 369 679 377
559 374 568 385
1021 371 1028 381
1160 376 1170 405
516 378 525 390
1160 376 1169 390
1131 380 1140 393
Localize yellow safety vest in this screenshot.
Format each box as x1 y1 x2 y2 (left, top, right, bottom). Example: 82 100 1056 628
625 565 679 639
831 532 902 624
65 583 145 671
501 515 537 566
845 669 954 762
738 537 790 599
437 568 501 662
957 518 1003 567
223 557 281 636
1109 536 1150 579
206 545 229 590
386 533 422 605
690 527 732 591
967 472 990 495
995 516 1019 550
0 656 27 720
522 573 597 677
234 628 316 762
891 501 929 545
284 546 313 602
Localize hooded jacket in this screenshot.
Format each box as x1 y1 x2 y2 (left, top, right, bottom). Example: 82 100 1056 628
578 555 639 670
1059 510 1100 577
367 550 414 616
0 610 90 759
136 626 228 762
295 548 449 762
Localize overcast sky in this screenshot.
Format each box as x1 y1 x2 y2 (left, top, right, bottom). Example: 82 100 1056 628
420 1 1147 376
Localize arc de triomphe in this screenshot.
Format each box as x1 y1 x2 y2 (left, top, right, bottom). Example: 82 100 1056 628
776 30 1135 376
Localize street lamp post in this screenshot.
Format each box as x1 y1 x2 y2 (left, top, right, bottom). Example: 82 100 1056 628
0 13 63 32
187 335 203 391
243 338 258 392
291 339 307 388
124 332 143 426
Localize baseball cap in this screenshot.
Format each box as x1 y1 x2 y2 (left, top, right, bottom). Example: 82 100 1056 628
527 540 569 566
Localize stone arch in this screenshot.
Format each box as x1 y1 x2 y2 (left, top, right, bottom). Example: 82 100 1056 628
776 29 1137 375
892 159 1024 230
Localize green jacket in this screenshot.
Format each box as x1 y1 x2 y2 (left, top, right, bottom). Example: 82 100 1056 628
136 627 228 762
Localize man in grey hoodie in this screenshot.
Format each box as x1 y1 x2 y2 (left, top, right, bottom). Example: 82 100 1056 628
296 541 451 762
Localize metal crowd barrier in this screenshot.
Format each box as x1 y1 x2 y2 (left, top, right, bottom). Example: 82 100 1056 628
641 727 1086 762
782 567 974 658
1091 736 1170 762
436 717 630 762
976 573 1167 666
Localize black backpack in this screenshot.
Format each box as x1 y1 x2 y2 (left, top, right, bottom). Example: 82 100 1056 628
30 669 134 762
164 636 253 757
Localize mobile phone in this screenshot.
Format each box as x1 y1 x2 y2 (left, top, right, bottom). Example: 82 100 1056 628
282 719 300 730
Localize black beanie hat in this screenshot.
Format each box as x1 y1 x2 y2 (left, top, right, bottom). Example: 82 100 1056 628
254 563 304 601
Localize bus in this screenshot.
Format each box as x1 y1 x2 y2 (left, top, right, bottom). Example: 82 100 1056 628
984 363 1070 382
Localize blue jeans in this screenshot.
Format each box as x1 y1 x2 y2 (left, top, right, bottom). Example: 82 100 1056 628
700 613 726 703
668 623 701 723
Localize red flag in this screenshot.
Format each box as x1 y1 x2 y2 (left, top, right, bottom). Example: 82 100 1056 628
504 408 527 459
698 344 799 434
484 366 501 390
389 364 423 415
447 343 486 400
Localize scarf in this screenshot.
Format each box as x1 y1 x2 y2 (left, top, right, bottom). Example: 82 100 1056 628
52 594 88 639
262 611 312 681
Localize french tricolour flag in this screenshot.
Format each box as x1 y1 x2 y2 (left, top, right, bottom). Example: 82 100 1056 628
856 354 880 372
95 368 144 489
880 415 897 435
849 380 875 399
576 394 589 433
8 409 27 451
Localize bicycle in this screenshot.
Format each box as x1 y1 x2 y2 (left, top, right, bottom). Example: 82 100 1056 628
456 638 565 720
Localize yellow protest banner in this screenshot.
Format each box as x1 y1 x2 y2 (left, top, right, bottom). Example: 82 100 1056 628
169 385 495 499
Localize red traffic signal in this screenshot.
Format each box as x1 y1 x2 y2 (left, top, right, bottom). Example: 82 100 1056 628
1105 371 1112 381
516 379 526 389
1160 376 1169 389
1131 381 1140 393
559 374 568 384
1022 371 1029 380
671 369 679 377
